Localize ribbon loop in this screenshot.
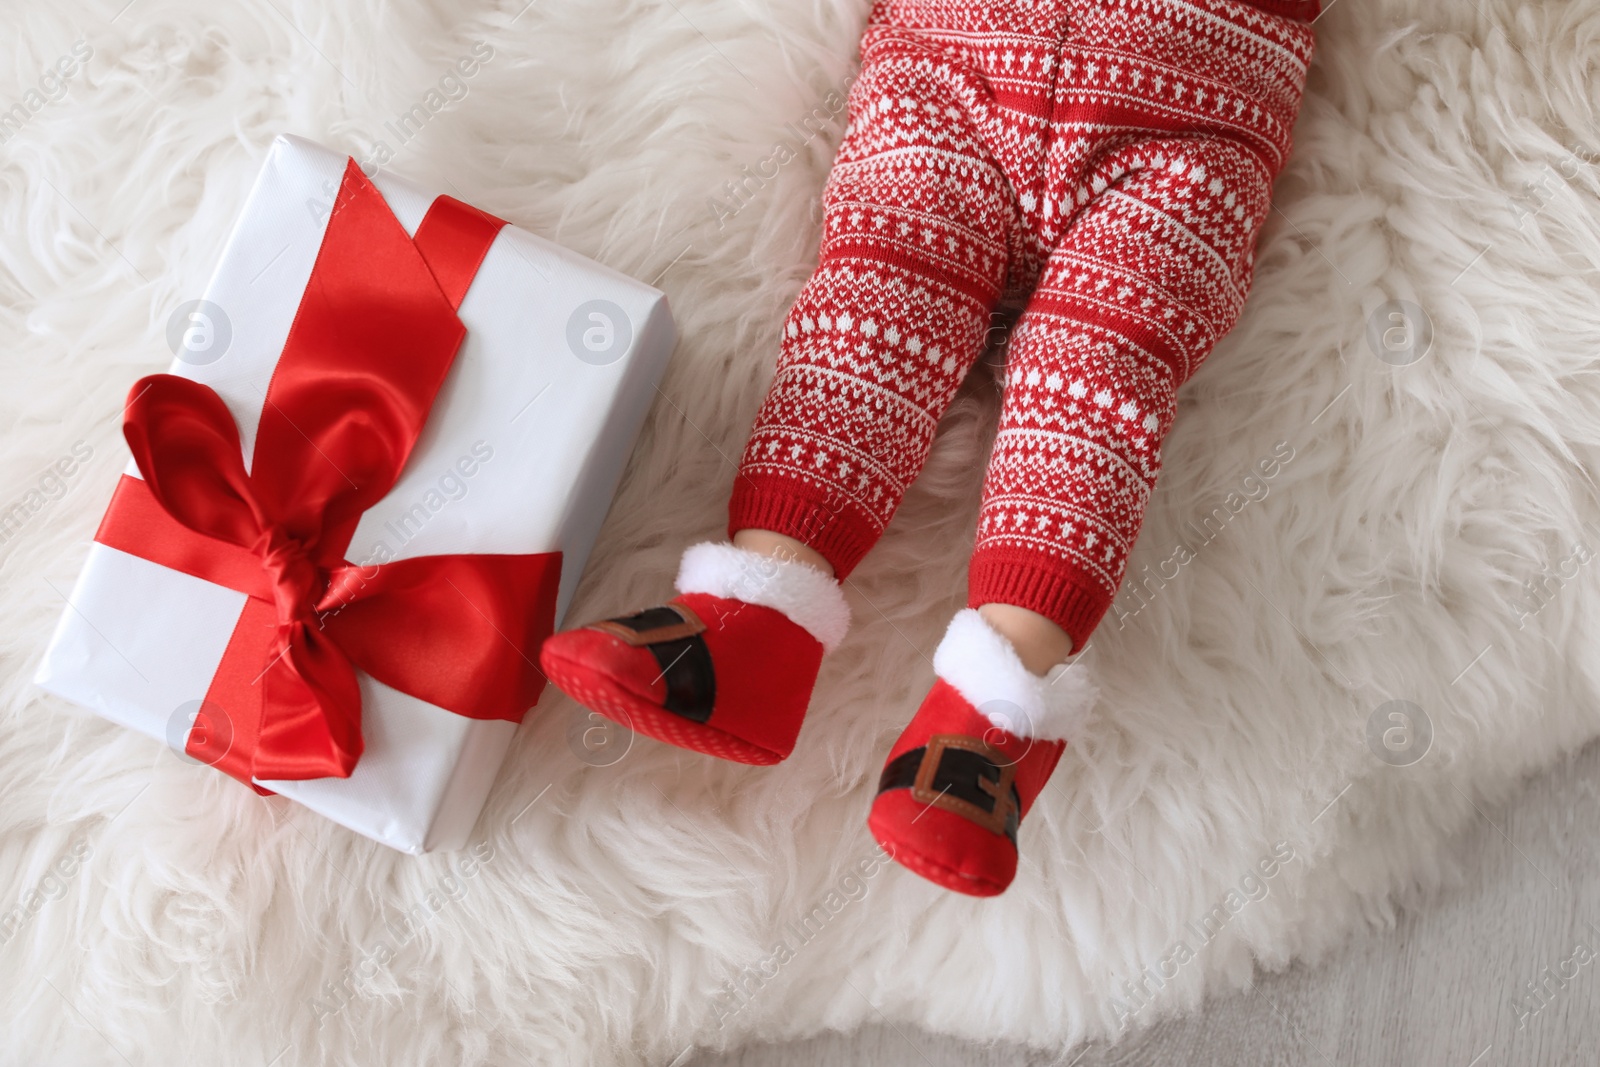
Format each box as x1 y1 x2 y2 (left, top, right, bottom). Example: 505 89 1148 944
123 374 267 551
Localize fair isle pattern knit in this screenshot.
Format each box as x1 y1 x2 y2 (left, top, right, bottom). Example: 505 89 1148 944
727 0 1317 649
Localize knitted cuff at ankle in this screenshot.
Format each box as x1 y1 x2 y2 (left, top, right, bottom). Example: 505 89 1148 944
727 474 878 580
932 609 1098 742
675 541 851 652
966 549 1112 655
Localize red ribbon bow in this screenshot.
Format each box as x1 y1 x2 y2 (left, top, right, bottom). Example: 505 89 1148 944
95 159 560 786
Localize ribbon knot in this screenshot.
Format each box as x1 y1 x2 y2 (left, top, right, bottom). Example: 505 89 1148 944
98 159 562 788
261 537 325 628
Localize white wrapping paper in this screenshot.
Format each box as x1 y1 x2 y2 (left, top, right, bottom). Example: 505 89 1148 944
35 134 676 853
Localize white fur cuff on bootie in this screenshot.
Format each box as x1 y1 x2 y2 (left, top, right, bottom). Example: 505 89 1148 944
674 541 851 653
932 609 1098 742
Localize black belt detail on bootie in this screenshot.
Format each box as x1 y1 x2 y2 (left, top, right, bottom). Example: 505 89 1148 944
878 737 1021 845
588 604 716 722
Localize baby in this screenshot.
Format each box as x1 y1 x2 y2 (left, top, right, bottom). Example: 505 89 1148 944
542 0 1319 895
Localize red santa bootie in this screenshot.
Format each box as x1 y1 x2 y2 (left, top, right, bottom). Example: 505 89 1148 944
869 609 1099 896
538 542 850 765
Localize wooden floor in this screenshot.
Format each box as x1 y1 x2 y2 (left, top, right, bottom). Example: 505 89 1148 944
690 739 1600 1067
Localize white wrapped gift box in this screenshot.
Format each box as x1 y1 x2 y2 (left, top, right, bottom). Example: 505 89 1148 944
35 134 676 853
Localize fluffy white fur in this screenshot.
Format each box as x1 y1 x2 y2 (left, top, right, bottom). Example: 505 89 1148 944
675 541 850 651
3 1 1600 1065
932 608 1097 741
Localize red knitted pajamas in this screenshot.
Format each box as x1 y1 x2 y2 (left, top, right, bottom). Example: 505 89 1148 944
727 0 1317 651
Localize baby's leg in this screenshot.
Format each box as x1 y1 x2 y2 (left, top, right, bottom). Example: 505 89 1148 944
969 131 1283 656
869 134 1299 893
726 31 1019 580
969 0 1318 659
540 21 1025 764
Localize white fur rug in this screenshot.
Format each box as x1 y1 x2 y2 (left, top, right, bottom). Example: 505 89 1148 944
3 0 1599 1063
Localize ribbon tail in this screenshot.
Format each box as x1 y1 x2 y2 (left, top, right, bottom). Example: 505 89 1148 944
189 597 277 792
250 626 366 781
321 552 562 723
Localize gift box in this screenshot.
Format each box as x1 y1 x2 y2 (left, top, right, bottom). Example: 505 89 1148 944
35 134 676 853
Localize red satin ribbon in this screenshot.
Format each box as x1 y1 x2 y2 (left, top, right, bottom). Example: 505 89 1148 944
95 159 560 786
